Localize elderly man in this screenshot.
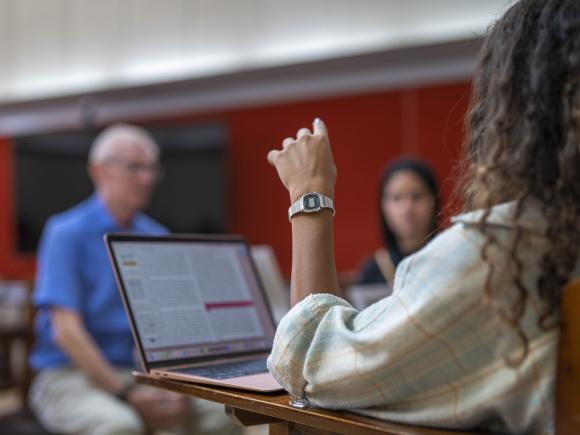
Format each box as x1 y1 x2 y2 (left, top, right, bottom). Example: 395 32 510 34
29 124 239 435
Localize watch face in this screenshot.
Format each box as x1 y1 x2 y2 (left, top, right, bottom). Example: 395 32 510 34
303 193 320 211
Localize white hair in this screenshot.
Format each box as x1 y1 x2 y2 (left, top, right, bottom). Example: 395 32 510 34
88 123 160 164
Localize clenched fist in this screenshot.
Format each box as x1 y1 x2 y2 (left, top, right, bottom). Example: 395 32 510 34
267 118 337 203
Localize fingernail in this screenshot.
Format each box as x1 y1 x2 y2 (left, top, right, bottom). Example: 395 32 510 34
314 117 321 124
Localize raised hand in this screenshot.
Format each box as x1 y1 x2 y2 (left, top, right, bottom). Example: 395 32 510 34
267 118 336 202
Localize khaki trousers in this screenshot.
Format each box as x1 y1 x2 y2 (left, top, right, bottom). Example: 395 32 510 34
29 367 242 435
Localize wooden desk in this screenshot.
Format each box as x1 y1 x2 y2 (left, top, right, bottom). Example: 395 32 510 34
135 373 477 435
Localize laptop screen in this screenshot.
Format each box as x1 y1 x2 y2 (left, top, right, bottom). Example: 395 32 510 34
108 236 277 365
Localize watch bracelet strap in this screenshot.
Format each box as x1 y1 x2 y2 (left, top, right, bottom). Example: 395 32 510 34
319 194 334 212
289 200 300 216
321 194 333 207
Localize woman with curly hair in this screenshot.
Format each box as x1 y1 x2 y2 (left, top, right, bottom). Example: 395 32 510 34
265 0 580 433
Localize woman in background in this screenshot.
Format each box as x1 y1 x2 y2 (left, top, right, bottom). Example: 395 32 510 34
357 158 440 286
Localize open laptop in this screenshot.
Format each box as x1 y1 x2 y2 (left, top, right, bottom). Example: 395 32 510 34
105 233 283 392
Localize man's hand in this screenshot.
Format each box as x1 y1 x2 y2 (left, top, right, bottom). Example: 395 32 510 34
51 308 188 430
267 118 337 202
128 387 189 430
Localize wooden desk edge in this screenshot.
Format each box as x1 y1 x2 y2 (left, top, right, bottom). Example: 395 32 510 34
135 373 478 435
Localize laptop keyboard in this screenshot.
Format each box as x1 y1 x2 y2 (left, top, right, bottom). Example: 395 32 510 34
175 358 268 380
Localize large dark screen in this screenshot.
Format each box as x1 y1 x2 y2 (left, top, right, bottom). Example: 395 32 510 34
15 123 228 253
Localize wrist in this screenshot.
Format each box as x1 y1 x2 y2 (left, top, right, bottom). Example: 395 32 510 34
114 381 136 403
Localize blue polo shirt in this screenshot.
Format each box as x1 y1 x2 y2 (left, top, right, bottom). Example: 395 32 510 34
30 194 168 370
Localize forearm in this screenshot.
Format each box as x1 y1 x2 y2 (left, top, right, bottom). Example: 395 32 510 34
61 329 125 392
53 310 125 393
290 210 340 305
268 118 340 306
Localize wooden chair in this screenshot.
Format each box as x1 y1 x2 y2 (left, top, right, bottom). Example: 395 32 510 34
555 279 580 434
0 280 59 434
0 280 34 397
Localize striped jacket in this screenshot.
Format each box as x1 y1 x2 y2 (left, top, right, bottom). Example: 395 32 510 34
267 200 580 434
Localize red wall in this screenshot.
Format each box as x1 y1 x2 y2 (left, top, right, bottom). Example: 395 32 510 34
0 138 36 279
0 80 471 278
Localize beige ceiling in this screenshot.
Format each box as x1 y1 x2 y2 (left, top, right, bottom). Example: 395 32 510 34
0 0 515 103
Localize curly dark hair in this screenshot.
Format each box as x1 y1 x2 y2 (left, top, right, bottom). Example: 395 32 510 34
461 0 580 364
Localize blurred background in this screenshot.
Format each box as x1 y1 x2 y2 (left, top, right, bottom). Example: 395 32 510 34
0 0 515 427
0 0 516 278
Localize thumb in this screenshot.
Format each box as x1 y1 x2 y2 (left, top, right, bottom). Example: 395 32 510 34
313 118 328 138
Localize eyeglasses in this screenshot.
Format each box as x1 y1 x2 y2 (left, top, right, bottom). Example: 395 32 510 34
105 159 164 181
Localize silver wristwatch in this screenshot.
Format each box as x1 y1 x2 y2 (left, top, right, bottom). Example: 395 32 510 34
288 192 335 221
